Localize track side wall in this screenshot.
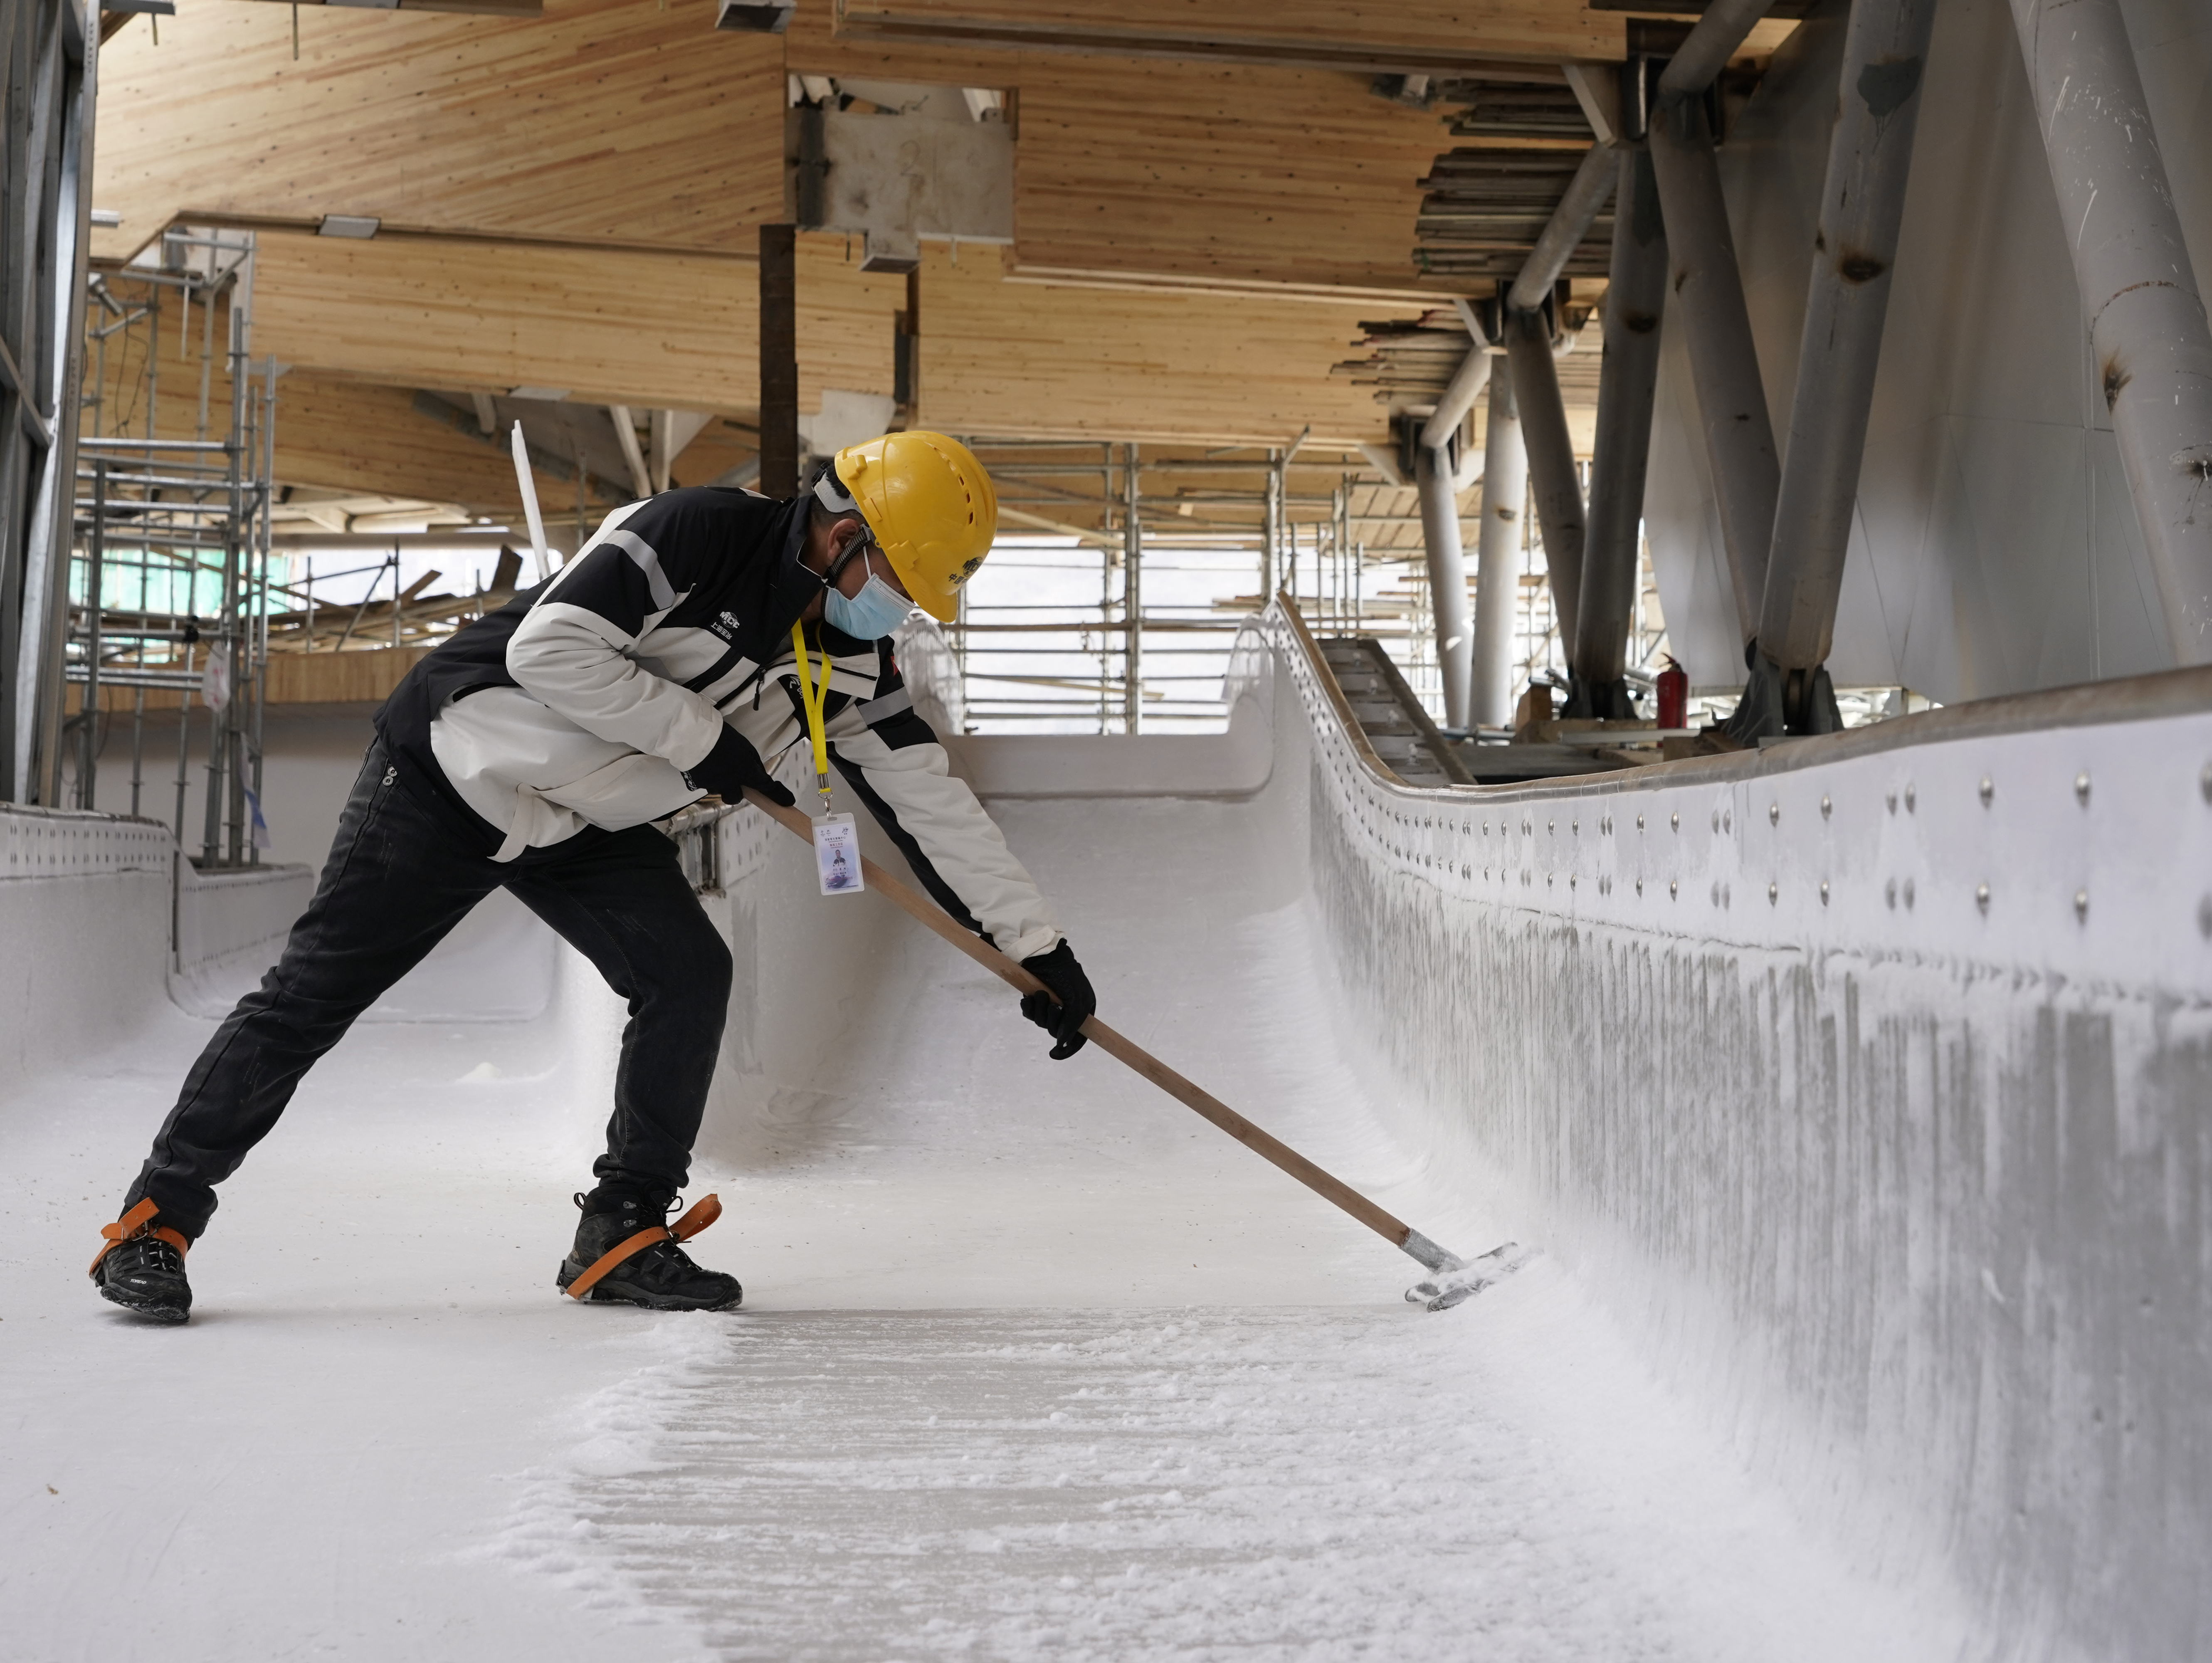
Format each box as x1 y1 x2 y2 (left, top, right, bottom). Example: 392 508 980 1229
1229 617 2211 1663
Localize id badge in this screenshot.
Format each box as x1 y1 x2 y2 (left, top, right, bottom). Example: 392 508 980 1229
812 812 865 896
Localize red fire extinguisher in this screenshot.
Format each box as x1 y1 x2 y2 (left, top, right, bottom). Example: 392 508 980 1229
1656 654 1688 730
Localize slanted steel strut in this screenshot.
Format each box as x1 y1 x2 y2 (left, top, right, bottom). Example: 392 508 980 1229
1469 370 1528 729
1508 307 1584 654
1570 147 1668 718
1747 0 1939 735
1645 0 1781 652
2009 0 2212 665
1415 442 1475 730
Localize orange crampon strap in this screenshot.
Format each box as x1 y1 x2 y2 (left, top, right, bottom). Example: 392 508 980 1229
564 1193 723 1300
89 1197 190 1278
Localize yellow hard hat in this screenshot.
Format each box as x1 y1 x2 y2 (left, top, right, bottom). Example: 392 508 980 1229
826 431 997 623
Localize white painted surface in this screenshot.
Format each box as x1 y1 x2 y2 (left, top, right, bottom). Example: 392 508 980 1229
1646 0 2212 698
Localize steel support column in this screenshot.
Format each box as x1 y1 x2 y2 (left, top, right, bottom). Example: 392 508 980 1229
1415 442 1475 731
3 0 95 804
1507 306 1583 652
1744 0 1938 736
1469 369 1528 729
2011 0 2212 664
1647 72 1777 645
1570 148 1668 718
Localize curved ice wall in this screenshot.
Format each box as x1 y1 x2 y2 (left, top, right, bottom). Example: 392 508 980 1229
834 611 2207 1661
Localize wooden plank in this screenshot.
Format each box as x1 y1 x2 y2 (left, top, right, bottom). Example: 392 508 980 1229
246 230 903 415
90 0 785 266
917 245 1420 447
236 0 545 15
830 0 1623 72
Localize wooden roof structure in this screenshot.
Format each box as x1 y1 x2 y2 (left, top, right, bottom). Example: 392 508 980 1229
88 0 1790 524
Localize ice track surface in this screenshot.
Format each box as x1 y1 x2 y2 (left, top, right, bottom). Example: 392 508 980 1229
1 792 1966 1661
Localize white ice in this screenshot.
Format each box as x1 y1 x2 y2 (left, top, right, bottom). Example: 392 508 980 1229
1 788 1970 1659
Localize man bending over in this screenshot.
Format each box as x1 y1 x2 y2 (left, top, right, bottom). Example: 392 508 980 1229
90 432 1096 1324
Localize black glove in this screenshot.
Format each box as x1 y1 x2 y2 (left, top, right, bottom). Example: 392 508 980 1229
1019 939 1096 1060
682 726 795 809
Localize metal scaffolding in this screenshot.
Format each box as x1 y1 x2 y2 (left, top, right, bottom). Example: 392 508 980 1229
63 232 277 865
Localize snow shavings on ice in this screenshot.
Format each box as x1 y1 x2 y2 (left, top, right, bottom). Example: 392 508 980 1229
486 1290 1958 1663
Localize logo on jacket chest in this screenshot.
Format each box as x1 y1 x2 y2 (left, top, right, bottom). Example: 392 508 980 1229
709 610 742 643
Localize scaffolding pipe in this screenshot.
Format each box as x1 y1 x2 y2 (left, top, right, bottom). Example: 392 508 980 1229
1756 0 1939 687
1506 306 1583 651
1571 149 1669 714
1415 444 1475 730
2010 0 2212 664
80 459 106 806
1123 443 1142 735
1647 87 1777 645
1469 369 1528 728
1507 140 1620 313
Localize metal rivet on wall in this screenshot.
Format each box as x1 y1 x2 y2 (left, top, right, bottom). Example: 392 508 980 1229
1768 802 1780 826
1821 794 1832 819
1819 879 1830 905
1978 775 1994 806
1904 784 1916 813
1976 882 1990 913
2075 772 2091 806
2074 887 2090 920
1768 882 1778 904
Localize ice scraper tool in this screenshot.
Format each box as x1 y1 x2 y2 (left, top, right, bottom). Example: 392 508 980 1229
741 790 1526 1311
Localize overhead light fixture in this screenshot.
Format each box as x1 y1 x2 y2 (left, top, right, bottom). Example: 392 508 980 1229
714 0 793 32
506 387 570 402
318 214 381 239
90 208 123 228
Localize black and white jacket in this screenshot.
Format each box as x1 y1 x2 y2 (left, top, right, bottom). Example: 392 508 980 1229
375 486 1061 961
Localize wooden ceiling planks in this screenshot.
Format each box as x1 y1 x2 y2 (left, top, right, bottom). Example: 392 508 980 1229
89 0 786 266
1001 57 1462 295
915 245 1418 447
828 0 1622 72
782 8 1471 294
245 230 903 413
82 305 551 517
98 1 1504 296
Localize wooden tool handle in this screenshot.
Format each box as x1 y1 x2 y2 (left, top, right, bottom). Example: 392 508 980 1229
741 790 1420 1253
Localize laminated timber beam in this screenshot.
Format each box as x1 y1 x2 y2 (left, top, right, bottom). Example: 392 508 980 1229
827 1 1800 73
232 0 541 15
835 0 1625 72
103 230 1420 466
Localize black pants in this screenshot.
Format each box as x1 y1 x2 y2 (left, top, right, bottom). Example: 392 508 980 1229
125 740 733 1240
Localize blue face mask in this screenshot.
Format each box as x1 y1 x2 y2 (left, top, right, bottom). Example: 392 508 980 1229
825 569 915 640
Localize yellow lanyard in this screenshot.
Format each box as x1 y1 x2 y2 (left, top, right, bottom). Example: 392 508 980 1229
790 622 833 806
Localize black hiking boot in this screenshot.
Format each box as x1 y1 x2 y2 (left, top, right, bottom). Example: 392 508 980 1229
556 1190 741 1312
90 1201 193 1325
